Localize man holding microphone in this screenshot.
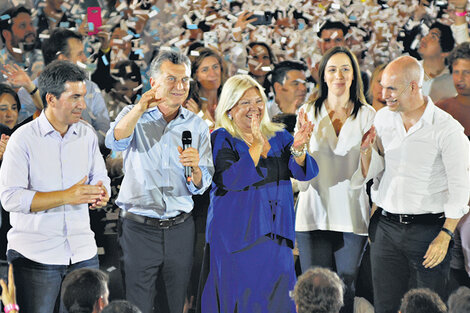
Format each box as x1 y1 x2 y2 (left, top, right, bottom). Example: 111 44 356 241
105 50 213 313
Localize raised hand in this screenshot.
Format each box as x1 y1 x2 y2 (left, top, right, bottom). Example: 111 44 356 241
1 64 33 89
136 84 164 112
0 264 17 312
233 11 257 41
361 125 376 152
293 109 314 149
183 98 200 114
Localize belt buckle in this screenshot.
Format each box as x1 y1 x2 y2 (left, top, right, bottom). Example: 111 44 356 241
158 219 172 229
399 214 412 225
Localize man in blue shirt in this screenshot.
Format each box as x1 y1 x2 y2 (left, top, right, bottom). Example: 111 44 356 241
105 50 213 313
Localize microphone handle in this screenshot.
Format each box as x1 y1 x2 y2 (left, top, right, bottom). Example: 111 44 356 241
183 143 192 182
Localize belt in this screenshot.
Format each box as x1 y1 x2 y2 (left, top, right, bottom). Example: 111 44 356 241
378 207 444 225
120 210 192 229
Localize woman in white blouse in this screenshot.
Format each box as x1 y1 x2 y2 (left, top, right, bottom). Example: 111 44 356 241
296 46 377 313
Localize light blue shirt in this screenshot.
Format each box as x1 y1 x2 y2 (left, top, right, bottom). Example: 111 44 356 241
17 79 110 147
105 105 214 219
0 112 111 265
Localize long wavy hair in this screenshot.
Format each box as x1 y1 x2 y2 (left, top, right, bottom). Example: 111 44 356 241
307 46 368 118
215 75 284 139
189 47 228 107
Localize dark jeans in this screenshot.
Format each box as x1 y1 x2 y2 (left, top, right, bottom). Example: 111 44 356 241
296 230 367 313
370 213 450 313
7 250 99 313
119 216 195 313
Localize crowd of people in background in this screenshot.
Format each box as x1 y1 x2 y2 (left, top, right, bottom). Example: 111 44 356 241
0 0 469 313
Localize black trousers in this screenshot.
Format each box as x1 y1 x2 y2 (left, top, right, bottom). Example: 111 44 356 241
370 212 450 313
119 216 195 313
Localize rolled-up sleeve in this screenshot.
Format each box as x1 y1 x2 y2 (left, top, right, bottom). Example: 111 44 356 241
105 106 134 151
0 134 36 214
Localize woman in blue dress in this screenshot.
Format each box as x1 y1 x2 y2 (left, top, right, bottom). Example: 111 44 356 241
201 74 319 313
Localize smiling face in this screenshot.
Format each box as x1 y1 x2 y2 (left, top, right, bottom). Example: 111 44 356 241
381 67 411 113
151 60 191 110
229 87 265 135
196 56 222 91
248 45 271 77
46 81 87 134
0 93 19 129
452 58 470 96
324 52 354 97
8 12 36 51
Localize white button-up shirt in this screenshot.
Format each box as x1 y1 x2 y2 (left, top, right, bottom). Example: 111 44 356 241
373 98 470 218
0 113 111 265
296 103 378 235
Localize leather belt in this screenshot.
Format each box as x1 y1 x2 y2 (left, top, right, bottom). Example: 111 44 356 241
378 207 444 225
120 210 192 229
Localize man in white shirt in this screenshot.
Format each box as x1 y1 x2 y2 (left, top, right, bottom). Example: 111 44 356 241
0 60 111 313
366 55 469 313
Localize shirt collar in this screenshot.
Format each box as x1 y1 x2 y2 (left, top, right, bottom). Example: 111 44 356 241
147 105 187 120
37 111 79 137
419 96 436 125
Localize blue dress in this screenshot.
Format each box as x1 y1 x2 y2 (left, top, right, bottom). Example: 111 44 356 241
202 128 319 313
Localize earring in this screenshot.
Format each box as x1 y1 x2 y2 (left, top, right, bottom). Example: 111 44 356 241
227 113 232 120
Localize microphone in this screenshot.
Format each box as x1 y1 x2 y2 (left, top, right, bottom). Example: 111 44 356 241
182 131 192 183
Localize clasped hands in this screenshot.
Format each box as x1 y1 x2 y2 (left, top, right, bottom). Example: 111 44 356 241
66 176 109 209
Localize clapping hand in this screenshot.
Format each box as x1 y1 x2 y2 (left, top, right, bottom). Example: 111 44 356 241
361 125 376 153
293 109 314 150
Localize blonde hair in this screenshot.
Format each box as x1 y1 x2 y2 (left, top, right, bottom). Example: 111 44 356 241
215 74 284 139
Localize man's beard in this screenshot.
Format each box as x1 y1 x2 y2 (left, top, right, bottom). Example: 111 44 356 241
11 33 36 52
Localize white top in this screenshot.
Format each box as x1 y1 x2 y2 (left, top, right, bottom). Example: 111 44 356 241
295 103 378 235
0 113 111 265
373 98 470 218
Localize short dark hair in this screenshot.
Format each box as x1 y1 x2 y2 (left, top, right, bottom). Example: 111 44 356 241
38 60 87 108
447 42 470 73
448 286 470 313
101 300 142 313
61 268 109 313
41 28 83 65
293 267 344 313
0 6 31 44
271 60 308 88
318 21 349 38
0 83 20 112
311 46 366 119
399 288 446 313
430 22 455 53
148 49 191 78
